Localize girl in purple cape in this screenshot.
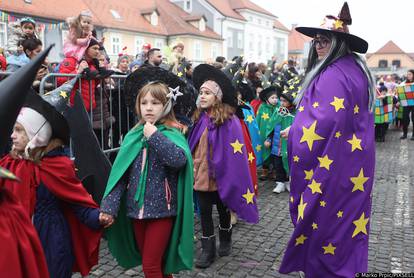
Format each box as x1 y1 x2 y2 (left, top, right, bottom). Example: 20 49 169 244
189 64 259 269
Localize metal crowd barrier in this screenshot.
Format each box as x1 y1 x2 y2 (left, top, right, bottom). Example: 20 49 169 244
1 71 133 157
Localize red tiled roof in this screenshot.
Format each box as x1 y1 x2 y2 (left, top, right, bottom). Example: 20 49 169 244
375 40 405 54
229 0 276 17
274 19 289 32
0 0 221 40
205 0 246 20
288 27 312 52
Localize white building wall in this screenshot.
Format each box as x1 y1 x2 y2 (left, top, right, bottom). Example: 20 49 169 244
222 18 245 59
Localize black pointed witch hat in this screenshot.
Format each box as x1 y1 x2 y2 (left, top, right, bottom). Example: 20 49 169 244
0 45 54 180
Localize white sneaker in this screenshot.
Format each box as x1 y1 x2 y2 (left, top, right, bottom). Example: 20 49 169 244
285 182 290 192
273 182 286 193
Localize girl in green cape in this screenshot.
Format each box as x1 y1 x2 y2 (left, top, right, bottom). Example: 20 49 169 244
100 81 194 277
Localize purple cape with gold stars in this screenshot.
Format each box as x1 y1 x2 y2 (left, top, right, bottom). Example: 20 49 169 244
188 112 259 224
279 55 375 277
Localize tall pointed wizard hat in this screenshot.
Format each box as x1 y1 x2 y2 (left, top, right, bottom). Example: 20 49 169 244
23 77 79 145
296 2 368 53
0 45 53 180
124 65 197 121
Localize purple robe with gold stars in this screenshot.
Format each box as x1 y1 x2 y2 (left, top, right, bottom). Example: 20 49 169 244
279 55 375 278
188 112 259 224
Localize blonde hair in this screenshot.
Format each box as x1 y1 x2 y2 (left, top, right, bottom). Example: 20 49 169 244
11 138 64 164
192 100 235 126
135 82 185 131
66 13 93 42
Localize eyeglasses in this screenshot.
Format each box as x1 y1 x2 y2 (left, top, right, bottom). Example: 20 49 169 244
312 37 331 48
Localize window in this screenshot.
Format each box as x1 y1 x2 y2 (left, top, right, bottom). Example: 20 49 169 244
257 35 262 54
0 22 7 48
392 60 401 68
265 37 270 52
194 40 202 60
155 39 164 49
150 11 158 26
110 9 122 20
211 43 219 59
184 0 192 12
199 18 206 32
135 36 144 55
257 18 261 25
111 35 121 55
249 33 254 51
227 32 233 48
378 60 388 68
237 32 243 49
266 21 269 27
248 16 253 22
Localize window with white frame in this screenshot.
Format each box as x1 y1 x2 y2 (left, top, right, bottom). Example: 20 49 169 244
257 18 261 25
184 0 192 12
0 22 7 48
199 18 206 32
155 38 164 49
248 16 253 22
211 43 218 59
249 33 254 51
150 11 158 26
111 35 121 55
135 36 144 55
237 32 243 49
227 32 233 48
257 34 262 54
265 37 270 52
193 40 202 60
61 29 69 45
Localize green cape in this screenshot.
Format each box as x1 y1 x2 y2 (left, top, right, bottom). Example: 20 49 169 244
256 103 278 164
103 124 194 274
265 108 296 174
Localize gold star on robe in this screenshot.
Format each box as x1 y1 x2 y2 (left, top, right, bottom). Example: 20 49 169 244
300 121 325 151
255 144 262 152
335 131 342 138
246 115 254 124
354 105 359 114
350 168 369 192
352 212 369 238
330 96 345 112
317 155 333 170
297 194 307 223
298 106 304 112
261 113 269 120
312 102 319 108
242 188 255 204
304 169 314 180
59 91 68 98
337 210 343 218
293 155 300 162
230 139 244 154
347 134 362 152
308 179 322 194
177 71 183 77
320 200 326 207
334 19 343 29
295 234 307 246
248 152 255 164
290 196 294 203
322 243 336 255
312 222 318 230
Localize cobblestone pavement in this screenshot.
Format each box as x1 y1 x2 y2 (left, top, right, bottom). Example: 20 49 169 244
75 128 414 277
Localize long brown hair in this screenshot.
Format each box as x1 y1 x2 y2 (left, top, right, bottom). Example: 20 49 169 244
135 82 185 131
10 138 64 164
192 99 235 126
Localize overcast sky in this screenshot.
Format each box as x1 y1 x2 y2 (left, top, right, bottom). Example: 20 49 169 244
252 0 413 53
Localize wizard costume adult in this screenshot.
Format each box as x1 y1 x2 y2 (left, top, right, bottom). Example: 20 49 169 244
102 66 195 275
279 3 375 278
0 58 103 277
0 46 52 278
